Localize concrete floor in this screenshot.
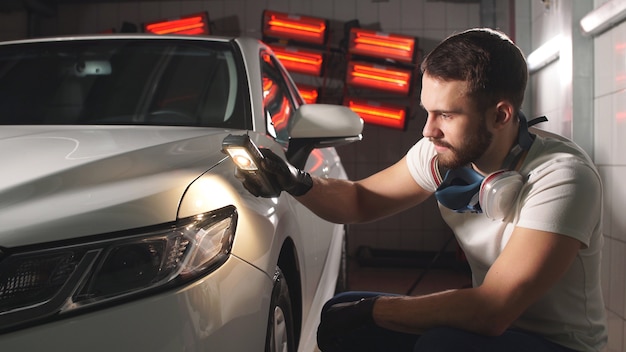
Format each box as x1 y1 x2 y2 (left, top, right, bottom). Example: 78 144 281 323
347 257 472 296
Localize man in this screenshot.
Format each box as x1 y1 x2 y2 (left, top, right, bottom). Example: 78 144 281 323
238 28 607 352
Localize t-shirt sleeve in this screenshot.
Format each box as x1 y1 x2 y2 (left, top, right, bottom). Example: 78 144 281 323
405 138 439 193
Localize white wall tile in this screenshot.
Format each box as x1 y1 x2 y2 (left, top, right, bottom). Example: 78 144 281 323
595 95 613 164
332 0 356 22
399 228 426 251
355 0 378 28
601 230 611 307
530 0 548 22
378 0 402 32
160 1 183 19
467 3 481 29
307 0 333 19
138 2 161 27
177 0 203 14
400 0 424 31
445 3 470 31
56 4 81 34
612 21 626 93
267 0 289 13
213 1 239 36
613 92 626 166
79 4 102 34
591 14 626 335
609 238 625 317
243 0 267 37
118 2 141 29
96 3 119 32
423 1 446 30
593 15 612 98
533 63 562 120
288 0 311 15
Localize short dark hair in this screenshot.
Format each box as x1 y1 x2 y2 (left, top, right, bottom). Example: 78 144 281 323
420 28 528 113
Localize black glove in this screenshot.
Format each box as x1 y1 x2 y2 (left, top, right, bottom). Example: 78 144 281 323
317 297 378 351
236 148 313 198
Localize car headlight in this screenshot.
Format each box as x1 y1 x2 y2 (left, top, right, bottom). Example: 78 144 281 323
0 206 237 332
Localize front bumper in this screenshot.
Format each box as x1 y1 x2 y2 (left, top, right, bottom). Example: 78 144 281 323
0 255 273 352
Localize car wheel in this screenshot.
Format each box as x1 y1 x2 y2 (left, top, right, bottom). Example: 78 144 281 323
265 267 295 352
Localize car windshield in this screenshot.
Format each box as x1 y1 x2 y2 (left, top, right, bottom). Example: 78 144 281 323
0 38 249 129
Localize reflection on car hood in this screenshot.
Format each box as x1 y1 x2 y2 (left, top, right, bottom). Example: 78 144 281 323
0 125 231 247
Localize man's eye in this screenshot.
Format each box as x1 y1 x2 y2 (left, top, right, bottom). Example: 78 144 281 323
441 113 452 119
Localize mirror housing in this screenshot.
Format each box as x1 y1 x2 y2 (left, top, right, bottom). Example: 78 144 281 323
287 104 363 169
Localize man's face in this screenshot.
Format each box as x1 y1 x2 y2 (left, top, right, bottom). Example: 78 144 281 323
420 73 493 170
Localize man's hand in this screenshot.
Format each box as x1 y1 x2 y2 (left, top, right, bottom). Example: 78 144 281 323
235 148 313 197
317 297 378 351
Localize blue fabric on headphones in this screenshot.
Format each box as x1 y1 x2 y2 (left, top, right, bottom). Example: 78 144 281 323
435 166 484 212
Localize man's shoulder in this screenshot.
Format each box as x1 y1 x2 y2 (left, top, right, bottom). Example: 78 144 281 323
523 129 597 175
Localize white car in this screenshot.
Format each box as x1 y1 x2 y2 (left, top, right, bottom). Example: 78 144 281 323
0 34 362 352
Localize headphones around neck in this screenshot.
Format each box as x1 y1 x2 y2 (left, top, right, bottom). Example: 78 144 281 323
433 113 547 220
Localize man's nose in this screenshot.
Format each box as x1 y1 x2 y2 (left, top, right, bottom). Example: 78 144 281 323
422 114 442 139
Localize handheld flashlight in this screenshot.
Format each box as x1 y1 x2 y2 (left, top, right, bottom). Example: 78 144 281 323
222 134 263 171
221 134 281 196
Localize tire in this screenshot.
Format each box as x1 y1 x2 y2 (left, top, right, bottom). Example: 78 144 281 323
265 267 296 352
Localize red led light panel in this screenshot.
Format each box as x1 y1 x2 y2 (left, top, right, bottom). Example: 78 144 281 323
263 10 328 45
344 98 407 130
144 12 210 35
296 84 319 104
269 45 324 76
346 61 413 95
349 28 417 63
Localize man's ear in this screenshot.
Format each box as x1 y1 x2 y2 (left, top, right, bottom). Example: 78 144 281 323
494 101 515 127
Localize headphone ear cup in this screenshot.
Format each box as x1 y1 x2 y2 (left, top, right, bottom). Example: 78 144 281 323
480 170 524 220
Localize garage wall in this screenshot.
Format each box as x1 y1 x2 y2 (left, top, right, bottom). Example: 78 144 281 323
524 0 626 350
0 11 27 41
588 0 626 350
0 0 514 256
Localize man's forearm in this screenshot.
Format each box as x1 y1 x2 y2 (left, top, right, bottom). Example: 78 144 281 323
296 176 365 224
372 288 510 337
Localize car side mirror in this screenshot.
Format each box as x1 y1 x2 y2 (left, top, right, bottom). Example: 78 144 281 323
287 104 363 169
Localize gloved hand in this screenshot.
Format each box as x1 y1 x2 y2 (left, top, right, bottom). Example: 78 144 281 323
317 297 379 351
235 148 313 198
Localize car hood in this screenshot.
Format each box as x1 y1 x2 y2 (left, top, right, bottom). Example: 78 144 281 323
0 125 232 247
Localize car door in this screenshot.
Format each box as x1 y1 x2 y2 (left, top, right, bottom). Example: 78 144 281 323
259 51 342 307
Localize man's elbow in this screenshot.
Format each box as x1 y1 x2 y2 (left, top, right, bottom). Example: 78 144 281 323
471 311 517 337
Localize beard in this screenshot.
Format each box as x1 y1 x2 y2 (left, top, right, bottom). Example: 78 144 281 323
432 116 493 169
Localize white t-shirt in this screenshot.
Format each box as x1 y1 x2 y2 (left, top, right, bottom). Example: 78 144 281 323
406 128 608 351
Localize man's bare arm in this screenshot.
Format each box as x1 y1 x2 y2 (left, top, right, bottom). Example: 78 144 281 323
296 155 432 224
372 227 582 335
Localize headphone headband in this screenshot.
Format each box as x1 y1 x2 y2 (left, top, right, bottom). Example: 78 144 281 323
500 111 535 170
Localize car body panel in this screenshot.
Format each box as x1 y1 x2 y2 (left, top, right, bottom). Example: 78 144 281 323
0 255 272 352
0 125 227 247
0 34 362 352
